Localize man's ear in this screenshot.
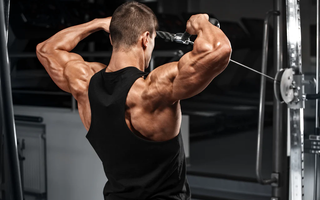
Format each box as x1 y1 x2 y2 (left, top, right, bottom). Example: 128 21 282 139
141 31 150 49
109 34 113 46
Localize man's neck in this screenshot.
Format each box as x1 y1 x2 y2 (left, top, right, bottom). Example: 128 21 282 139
107 47 146 72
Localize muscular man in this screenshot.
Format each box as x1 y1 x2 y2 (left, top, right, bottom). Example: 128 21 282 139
36 1 231 200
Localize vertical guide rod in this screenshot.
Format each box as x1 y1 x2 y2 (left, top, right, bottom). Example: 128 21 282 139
0 0 9 197
316 0 320 129
314 0 320 199
256 10 278 185
0 0 24 199
4 0 9 41
272 0 288 199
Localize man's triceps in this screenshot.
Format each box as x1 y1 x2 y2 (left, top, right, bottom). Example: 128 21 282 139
64 61 95 100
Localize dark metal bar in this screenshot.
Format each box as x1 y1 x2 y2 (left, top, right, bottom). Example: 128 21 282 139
72 96 76 112
0 103 3 199
316 0 320 129
4 140 13 200
14 115 43 123
0 0 24 199
306 93 320 100
256 10 279 185
0 75 3 199
187 171 258 183
12 89 70 96
314 1 320 199
271 0 289 199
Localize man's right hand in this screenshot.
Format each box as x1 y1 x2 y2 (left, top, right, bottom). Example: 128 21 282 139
186 14 210 36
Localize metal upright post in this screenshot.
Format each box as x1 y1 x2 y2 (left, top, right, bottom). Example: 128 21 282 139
0 0 24 199
314 1 320 199
285 0 305 200
316 0 320 131
0 101 3 199
272 0 288 199
0 0 9 197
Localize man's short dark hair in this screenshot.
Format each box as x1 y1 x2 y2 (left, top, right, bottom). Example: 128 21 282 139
110 1 158 50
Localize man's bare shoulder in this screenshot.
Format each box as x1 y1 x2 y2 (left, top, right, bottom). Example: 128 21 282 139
127 62 179 110
146 62 178 83
126 64 182 141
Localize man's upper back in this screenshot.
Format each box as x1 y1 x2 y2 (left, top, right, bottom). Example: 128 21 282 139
86 66 190 199
91 66 182 142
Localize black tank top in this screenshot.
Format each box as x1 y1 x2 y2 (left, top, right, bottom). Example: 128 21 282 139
86 67 190 200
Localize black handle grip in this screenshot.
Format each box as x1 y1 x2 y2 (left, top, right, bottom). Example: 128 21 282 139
157 18 221 45
209 18 220 29
181 32 191 41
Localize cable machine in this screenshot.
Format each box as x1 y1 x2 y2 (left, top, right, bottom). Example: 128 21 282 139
245 0 319 199
257 0 319 199
273 0 319 199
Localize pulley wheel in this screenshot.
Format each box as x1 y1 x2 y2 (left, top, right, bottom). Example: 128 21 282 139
280 68 294 104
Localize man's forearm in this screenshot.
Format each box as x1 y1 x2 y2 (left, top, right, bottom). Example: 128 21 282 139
39 17 110 53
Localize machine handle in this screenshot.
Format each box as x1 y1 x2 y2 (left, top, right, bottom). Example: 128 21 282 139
256 10 280 185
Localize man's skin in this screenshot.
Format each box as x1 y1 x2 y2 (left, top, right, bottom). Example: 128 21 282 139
36 14 231 142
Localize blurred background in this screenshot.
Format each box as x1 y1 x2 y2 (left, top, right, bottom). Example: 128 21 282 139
1 0 319 199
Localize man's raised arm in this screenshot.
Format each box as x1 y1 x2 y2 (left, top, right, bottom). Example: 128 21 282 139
145 14 231 106
173 14 231 100
36 18 111 95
